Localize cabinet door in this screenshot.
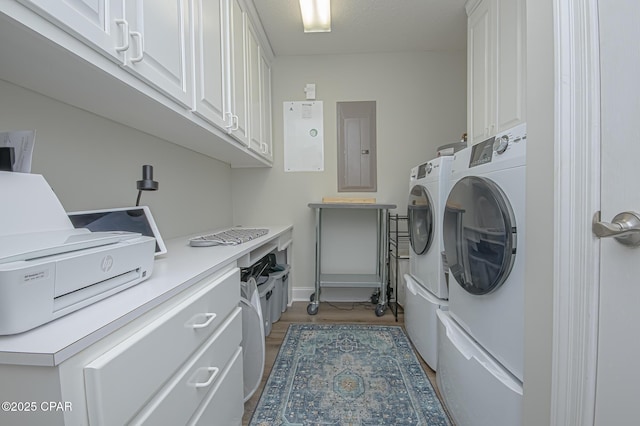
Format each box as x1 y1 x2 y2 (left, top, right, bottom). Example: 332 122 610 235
21 0 126 63
467 0 493 144
228 0 249 146
187 348 244 426
84 267 240 426
259 52 273 160
192 0 230 130
494 0 525 133
124 0 192 107
131 308 242 426
246 18 262 154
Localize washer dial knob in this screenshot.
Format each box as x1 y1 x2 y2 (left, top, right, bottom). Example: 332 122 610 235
426 162 433 174
493 135 510 154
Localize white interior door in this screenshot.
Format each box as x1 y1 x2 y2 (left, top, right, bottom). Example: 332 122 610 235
593 1 640 422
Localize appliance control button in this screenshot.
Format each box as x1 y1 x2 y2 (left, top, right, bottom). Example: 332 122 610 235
493 135 510 154
426 162 433 174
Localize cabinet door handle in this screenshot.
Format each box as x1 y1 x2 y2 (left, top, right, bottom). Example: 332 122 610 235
189 312 217 329
189 367 220 388
224 112 234 130
129 31 144 63
114 19 129 54
232 114 239 131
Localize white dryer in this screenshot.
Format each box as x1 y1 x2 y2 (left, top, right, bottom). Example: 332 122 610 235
438 123 526 426
408 156 453 298
405 156 452 370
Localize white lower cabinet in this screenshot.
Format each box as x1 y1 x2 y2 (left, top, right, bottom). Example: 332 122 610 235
83 267 241 425
130 309 243 426
187 347 243 425
0 265 243 426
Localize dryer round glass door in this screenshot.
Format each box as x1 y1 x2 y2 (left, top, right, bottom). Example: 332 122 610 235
408 184 435 255
442 176 517 295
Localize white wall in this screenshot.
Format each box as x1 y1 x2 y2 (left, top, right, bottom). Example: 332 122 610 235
523 0 554 424
231 51 466 298
0 80 233 239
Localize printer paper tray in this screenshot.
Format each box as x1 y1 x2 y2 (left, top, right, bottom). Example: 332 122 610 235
54 268 142 312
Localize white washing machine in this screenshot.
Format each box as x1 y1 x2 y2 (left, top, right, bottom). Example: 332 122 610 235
438 123 526 426
436 310 523 426
408 156 453 298
405 156 452 370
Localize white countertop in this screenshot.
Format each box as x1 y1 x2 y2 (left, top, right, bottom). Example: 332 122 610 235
0 225 292 367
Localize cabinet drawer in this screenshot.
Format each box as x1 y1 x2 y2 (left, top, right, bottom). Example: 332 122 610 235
84 267 240 426
131 307 242 425
188 346 244 426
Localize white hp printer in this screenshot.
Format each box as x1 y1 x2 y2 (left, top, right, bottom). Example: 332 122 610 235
0 171 156 335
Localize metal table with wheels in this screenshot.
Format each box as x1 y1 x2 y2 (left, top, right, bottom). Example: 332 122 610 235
307 202 397 316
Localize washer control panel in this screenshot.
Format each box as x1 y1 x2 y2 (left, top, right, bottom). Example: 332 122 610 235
468 123 527 168
493 123 527 155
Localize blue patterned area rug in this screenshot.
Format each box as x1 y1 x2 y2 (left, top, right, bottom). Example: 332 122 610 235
250 323 451 425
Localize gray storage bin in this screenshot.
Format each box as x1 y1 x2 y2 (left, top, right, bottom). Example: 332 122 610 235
257 276 275 337
270 276 282 324
268 264 290 322
269 265 290 313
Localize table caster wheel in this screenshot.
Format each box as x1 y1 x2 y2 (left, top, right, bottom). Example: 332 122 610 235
307 303 318 315
375 305 385 317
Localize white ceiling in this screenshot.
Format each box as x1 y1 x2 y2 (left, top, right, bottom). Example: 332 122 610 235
251 0 468 57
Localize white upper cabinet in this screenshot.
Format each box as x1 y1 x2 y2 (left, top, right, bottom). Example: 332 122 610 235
192 0 230 131
466 0 525 144
5 0 273 166
467 0 493 144
123 0 192 108
247 17 261 154
21 0 126 63
246 10 272 160
228 0 249 146
22 0 192 107
259 51 273 160
191 0 273 161
494 0 525 133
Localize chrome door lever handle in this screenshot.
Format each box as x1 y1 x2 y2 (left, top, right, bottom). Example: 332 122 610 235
592 211 640 247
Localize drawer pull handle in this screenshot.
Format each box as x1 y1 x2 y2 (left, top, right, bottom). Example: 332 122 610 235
190 313 217 329
189 367 220 388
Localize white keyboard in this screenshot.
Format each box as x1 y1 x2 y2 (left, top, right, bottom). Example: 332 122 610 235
189 228 268 247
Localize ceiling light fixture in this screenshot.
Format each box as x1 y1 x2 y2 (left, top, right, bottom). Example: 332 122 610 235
299 0 331 33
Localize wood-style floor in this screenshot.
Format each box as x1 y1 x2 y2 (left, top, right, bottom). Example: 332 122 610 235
242 301 444 425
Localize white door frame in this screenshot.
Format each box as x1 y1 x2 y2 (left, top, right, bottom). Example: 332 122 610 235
551 0 601 424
